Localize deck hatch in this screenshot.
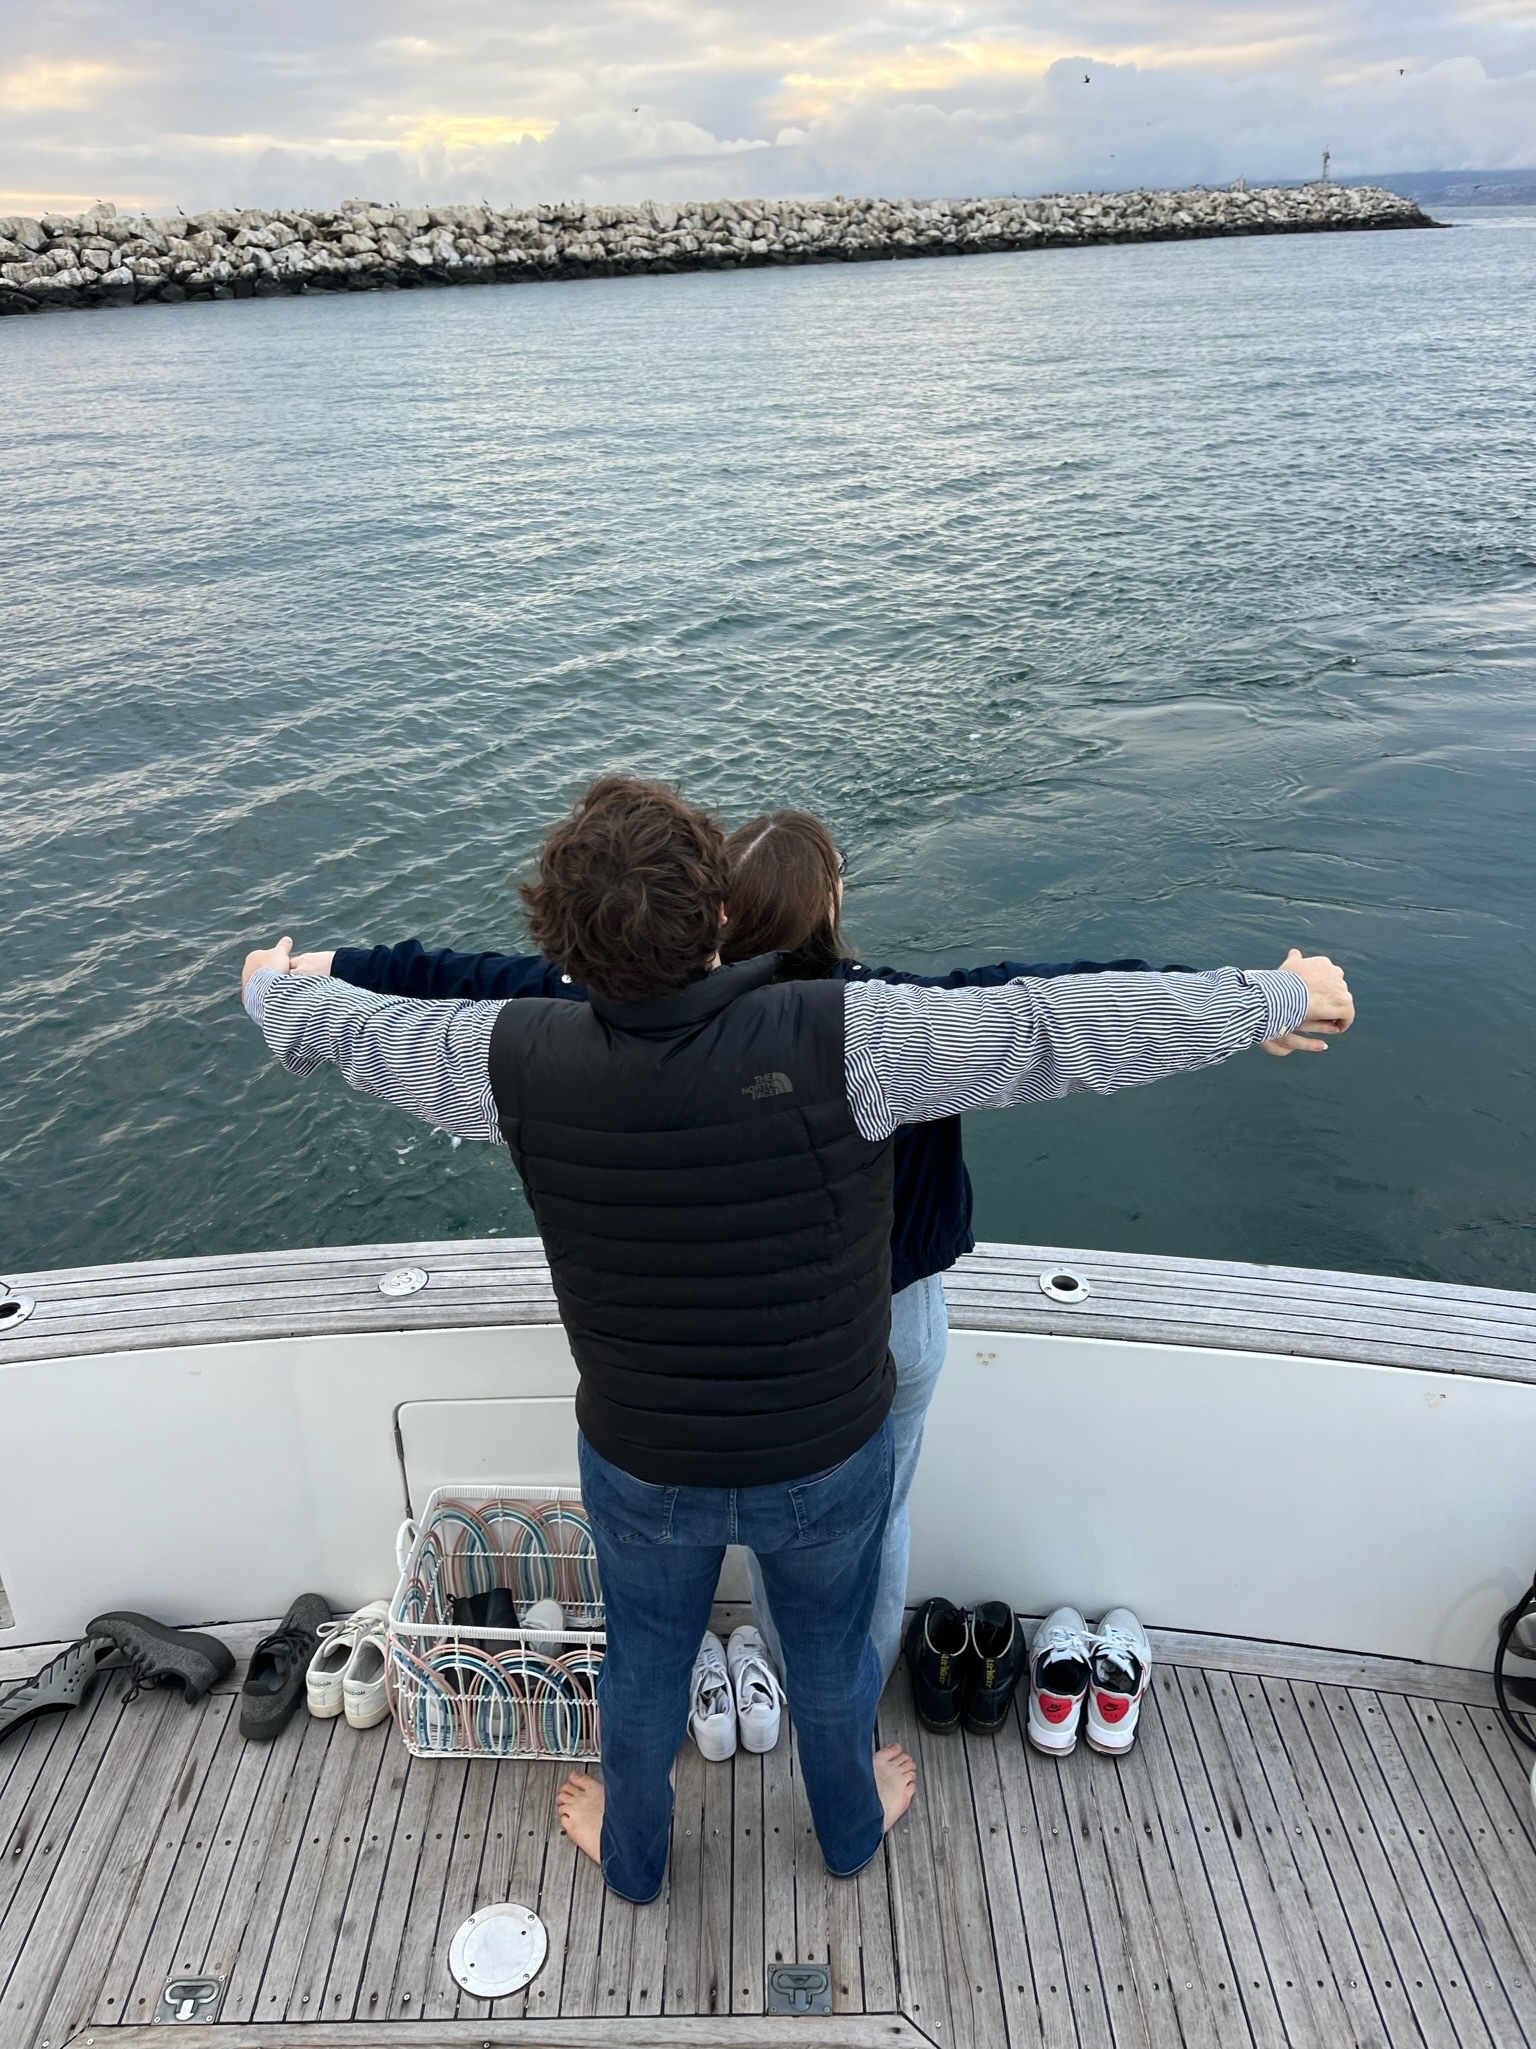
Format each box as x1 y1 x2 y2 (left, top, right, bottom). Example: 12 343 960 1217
153 1973 224 2022
768 1961 834 2014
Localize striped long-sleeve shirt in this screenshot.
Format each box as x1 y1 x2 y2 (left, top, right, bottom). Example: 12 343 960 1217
243 963 1308 1141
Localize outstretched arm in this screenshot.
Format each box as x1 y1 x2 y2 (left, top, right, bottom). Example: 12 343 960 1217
858 949 1336 1060
843 955 1347 1141
858 955 1172 990
292 939 580 1002
242 945 503 1142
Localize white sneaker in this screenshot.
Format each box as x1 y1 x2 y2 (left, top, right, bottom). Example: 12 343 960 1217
1026 1606 1093 1756
523 1599 565 1633
342 1606 392 1729
307 1601 389 1720
727 1625 784 1754
1086 1608 1152 1755
688 1630 737 1761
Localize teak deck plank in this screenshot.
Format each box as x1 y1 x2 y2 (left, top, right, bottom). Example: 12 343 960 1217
264 1721 384 2021
375 1751 468 2019
853 1821 897 2016
10 1632 1536 2047
662 1739 706 2016
1374 1692 1536 2039
759 1722 796 1986
1079 1728 1214 2049
419 1760 498 2021
28 1693 203 2049
789 1728 830 1985
90 1692 241 2028
247 1722 384 2023
6 1688 183 2047
1127 1685 1267 2048
1339 1687 1530 2047
523 1802 580 2025
970 1713 1077 2049
359 1750 449 2021
1162 1666 1323 2045
14 1236 1536 1386
226 1715 347 2021
730 1750 765 2015
918 1716 1006 2049
878 1664 956 2046
1025 1740 1117 2049
0 1677 144 2030
1264 1677 1464 2049
1208 1671 1388 2044
487 1762 553 2020
698 1735 734 2018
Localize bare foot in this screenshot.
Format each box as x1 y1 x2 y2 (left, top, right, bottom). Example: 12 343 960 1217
556 1770 604 1866
875 1742 918 1832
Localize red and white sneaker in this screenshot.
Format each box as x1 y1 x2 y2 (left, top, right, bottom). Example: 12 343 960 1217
1026 1606 1092 1755
1086 1608 1151 1754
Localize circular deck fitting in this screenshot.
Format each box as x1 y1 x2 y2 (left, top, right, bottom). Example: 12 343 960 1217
1039 1268 1090 1305
448 1902 548 1998
378 1266 429 1298
0 1294 36 1334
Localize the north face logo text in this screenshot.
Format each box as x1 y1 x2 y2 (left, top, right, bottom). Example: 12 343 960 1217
742 1071 795 1100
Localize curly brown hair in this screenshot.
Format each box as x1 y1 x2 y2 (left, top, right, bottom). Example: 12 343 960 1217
521 774 729 1003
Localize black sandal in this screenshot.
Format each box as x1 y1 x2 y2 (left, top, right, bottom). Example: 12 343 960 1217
0 1637 112 1745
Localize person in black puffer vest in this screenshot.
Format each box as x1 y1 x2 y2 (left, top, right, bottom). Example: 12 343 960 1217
247 775 1349 1902
306 808 1177 1683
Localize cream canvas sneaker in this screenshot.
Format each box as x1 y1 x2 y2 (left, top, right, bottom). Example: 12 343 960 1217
307 1601 389 1719
341 1605 393 1729
688 1630 737 1761
727 1625 784 1754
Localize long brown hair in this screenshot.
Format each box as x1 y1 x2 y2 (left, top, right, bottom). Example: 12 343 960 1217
722 809 847 980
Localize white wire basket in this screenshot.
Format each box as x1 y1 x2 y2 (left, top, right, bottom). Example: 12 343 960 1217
387 1483 605 1761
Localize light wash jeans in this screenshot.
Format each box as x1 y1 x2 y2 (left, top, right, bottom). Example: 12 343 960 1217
747 1271 949 1684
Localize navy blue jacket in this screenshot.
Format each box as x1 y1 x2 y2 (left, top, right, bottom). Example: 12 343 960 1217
331 940 1163 1295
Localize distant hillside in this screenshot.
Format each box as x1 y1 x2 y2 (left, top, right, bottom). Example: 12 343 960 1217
1352 170 1536 207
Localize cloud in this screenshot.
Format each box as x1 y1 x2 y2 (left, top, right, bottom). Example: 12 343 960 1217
0 2 1533 215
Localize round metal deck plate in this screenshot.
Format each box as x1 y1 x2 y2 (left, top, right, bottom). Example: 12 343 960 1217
378 1265 429 1298
448 1902 548 1998
1039 1267 1089 1304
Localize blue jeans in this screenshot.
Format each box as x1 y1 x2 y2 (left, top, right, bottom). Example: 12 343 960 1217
579 1419 895 1904
748 1272 948 1683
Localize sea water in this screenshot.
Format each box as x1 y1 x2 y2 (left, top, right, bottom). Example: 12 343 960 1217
2 211 1534 1284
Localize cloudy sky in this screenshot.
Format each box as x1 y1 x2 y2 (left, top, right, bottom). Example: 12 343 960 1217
3 1 1533 216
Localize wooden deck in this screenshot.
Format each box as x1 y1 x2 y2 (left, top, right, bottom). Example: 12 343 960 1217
8 1236 1536 1385
4 1620 1534 2049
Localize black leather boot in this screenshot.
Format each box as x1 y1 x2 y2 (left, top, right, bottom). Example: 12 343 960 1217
903 1596 972 1731
87 1612 235 1704
963 1602 1026 1733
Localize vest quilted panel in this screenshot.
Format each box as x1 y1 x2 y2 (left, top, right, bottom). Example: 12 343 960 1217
487 955 895 1485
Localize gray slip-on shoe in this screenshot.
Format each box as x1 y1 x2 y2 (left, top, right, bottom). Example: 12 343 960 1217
240 1594 333 1741
86 1611 236 1704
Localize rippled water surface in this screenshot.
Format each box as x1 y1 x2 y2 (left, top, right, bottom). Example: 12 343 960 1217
3 212 1535 1283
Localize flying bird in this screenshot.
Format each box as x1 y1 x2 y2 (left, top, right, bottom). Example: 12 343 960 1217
1083 74 1091 84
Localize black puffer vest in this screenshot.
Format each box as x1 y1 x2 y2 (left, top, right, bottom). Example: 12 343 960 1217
487 954 896 1486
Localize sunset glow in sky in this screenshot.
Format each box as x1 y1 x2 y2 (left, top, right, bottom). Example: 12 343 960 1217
2 2 1533 214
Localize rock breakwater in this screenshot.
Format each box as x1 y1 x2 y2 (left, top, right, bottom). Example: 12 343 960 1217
0 183 1434 316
